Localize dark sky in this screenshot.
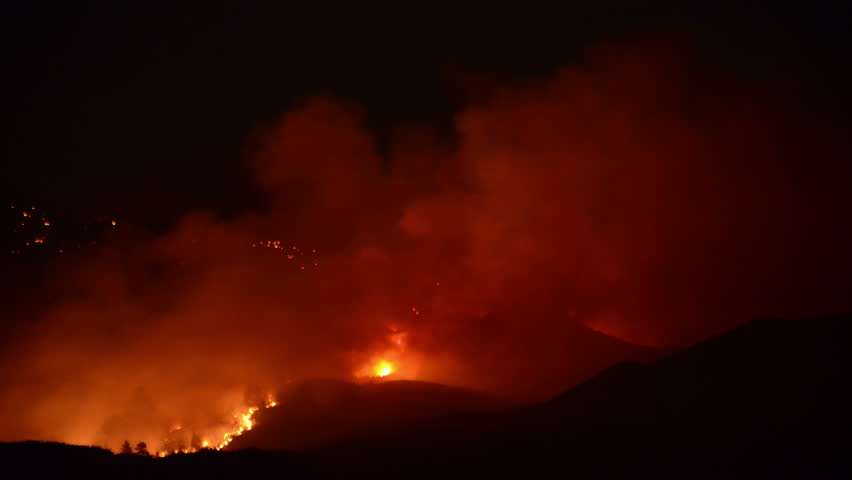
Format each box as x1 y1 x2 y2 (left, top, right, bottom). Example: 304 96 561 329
4 3 848 229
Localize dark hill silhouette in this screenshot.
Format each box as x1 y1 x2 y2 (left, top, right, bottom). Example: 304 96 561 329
230 379 511 451
292 315 852 478
442 302 668 401
0 441 308 479
2 316 850 479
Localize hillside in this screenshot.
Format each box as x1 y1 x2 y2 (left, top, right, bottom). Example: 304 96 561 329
230 379 511 451
294 316 852 478
2 316 850 479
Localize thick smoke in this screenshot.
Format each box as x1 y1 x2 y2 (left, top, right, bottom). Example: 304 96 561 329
1 35 850 451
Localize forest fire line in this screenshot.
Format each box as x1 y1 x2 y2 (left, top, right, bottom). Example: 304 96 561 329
149 394 278 457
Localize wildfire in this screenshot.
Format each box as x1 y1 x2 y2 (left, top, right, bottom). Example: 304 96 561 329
153 394 278 457
356 324 412 380
217 406 259 450
373 360 394 377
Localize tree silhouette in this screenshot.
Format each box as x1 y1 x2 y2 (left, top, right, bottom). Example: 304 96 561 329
134 442 150 457
119 440 133 455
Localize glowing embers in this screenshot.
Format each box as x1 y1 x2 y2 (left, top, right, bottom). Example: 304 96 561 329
7 203 57 251
250 240 319 269
6 201 118 255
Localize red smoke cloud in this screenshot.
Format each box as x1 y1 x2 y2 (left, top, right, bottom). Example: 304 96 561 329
1 34 850 451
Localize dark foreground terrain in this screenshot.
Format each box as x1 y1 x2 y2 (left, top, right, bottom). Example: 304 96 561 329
3 315 850 479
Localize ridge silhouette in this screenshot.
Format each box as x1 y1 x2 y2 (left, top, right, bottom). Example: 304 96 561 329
2 316 850 479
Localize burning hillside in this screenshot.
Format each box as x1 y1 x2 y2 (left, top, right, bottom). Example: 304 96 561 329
1 31 851 455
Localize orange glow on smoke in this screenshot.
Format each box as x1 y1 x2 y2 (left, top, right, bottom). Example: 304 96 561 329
355 326 410 381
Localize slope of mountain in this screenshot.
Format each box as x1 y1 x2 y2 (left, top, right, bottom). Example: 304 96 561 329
1 316 849 479
230 379 511 451
0 441 308 479
293 316 852 478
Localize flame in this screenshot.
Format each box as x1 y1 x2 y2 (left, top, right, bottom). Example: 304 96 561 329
153 394 278 457
373 360 394 377
355 326 410 380
216 406 259 450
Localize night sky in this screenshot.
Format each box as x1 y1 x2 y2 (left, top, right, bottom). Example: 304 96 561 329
5 4 848 228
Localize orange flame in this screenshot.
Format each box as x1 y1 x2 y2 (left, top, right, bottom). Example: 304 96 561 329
373 360 394 377
154 394 278 457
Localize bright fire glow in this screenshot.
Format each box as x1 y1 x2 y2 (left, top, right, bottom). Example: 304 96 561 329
213 405 259 451
374 360 394 377
154 394 278 457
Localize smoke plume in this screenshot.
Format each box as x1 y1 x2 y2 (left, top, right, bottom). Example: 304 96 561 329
1 34 850 452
